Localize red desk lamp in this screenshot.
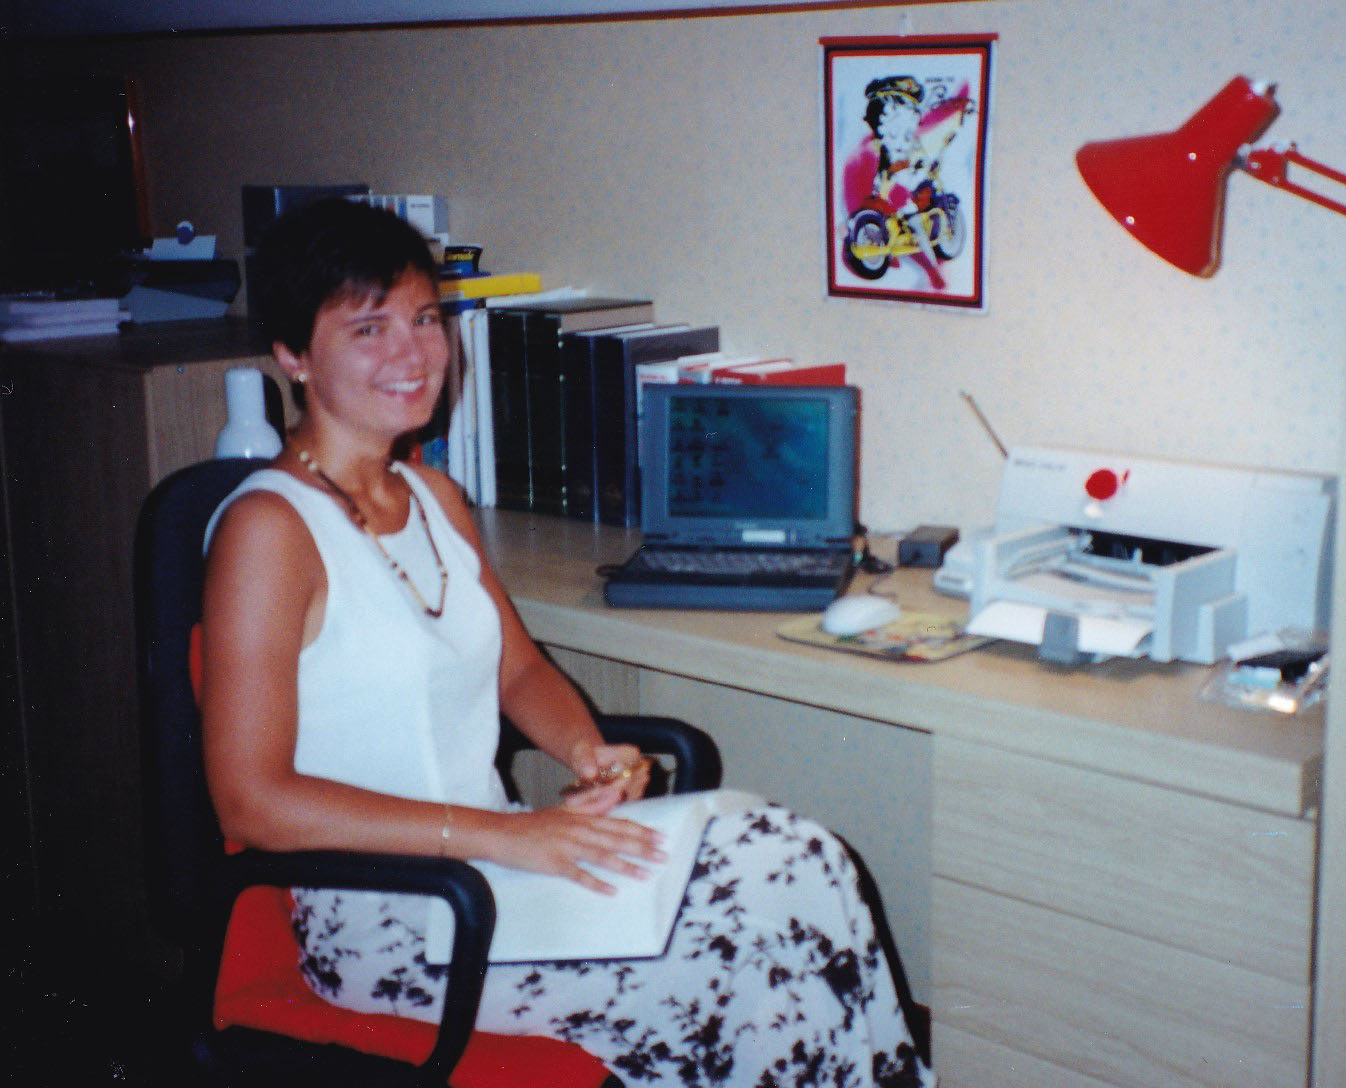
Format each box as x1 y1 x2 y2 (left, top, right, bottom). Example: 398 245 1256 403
1076 75 1346 276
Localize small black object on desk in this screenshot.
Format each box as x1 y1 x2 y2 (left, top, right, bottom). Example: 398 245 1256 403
899 524 960 568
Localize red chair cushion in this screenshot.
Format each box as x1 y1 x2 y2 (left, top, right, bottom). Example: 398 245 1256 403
193 627 611 1087
213 884 612 1087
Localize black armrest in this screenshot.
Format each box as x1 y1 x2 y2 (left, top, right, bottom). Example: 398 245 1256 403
203 850 495 1082
496 714 722 796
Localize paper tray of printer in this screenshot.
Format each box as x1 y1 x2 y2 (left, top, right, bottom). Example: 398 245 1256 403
968 600 1155 659
965 524 1244 663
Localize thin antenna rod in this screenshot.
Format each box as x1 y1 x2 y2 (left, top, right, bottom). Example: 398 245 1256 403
959 390 1008 459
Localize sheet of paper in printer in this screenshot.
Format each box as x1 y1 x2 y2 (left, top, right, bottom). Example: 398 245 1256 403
966 567 1155 657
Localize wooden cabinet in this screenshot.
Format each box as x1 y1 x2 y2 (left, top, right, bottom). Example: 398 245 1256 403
931 737 1313 1086
0 324 288 980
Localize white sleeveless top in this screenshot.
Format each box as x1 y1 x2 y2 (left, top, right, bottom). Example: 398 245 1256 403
207 463 510 813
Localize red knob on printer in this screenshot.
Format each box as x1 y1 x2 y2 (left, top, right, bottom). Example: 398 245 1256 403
1085 468 1120 501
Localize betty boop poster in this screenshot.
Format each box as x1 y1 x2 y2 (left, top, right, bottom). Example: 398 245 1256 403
823 35 995 309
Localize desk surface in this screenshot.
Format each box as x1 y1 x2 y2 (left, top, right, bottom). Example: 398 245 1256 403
476 508 1323 818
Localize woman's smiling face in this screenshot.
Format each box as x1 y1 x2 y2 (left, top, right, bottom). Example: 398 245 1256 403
296 268 449 444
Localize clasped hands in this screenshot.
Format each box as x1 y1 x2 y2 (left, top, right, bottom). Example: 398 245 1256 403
561 754 653 800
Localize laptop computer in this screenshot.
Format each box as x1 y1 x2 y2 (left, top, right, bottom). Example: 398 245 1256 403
603 383 858 610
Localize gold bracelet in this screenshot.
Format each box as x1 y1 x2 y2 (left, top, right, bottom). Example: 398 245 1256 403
439 805 453 857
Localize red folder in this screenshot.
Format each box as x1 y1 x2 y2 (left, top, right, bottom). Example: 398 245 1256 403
711 359 847 385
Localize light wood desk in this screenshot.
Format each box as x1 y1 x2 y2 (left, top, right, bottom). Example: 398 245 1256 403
476 507 1323 1088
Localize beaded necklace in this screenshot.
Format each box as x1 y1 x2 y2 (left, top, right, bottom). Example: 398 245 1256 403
297 449 448 618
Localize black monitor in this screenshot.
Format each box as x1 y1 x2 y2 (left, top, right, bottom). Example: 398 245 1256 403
638 383 858 548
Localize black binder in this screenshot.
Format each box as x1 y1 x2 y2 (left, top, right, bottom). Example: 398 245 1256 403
487 297 654 513
589 324 720 527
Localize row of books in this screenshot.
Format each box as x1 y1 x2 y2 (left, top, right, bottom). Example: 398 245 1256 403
439 286 846 525
0 294 128 343
430 256 562 502
436 279 598 508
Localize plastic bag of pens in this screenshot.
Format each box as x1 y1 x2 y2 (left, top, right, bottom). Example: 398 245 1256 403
1200 628 1329 715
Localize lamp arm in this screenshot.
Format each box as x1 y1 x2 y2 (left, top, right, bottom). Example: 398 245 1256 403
1240 144 1346 217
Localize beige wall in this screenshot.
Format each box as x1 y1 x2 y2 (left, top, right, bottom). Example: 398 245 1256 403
23 0 1346 531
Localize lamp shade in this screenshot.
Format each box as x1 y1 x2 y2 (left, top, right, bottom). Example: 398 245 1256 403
1076 76 1278 276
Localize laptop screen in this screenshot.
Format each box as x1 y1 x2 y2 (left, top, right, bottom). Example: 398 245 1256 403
639 383 857 548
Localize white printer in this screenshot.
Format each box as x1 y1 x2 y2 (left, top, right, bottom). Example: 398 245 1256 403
936 446 1335 664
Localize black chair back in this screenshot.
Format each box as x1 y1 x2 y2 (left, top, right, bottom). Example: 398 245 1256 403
136 457 263 943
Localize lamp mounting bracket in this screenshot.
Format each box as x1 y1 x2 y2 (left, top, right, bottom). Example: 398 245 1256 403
1240 144 1346 218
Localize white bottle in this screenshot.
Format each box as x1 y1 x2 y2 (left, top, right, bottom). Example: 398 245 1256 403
215 367 282 459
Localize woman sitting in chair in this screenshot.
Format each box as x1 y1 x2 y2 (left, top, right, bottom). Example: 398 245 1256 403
200 197 935 1088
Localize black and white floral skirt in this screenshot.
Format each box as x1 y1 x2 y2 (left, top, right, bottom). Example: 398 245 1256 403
291 805 936 1087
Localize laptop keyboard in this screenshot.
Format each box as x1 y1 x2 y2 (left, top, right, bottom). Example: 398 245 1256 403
629 548 849 578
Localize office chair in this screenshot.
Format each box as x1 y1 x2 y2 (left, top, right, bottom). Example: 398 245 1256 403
135 457 722 1086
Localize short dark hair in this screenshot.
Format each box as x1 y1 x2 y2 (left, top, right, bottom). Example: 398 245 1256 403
251 197 439 355
863 74 923 136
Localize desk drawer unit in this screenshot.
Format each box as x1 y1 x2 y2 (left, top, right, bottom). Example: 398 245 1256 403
931 736 1313 1087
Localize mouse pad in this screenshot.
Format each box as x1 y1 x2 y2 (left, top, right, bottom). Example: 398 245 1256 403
776 611 994 663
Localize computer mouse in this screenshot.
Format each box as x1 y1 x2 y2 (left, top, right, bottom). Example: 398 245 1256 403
820 594 902 636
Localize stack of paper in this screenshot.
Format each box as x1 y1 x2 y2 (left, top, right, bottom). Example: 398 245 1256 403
1 295 128 342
